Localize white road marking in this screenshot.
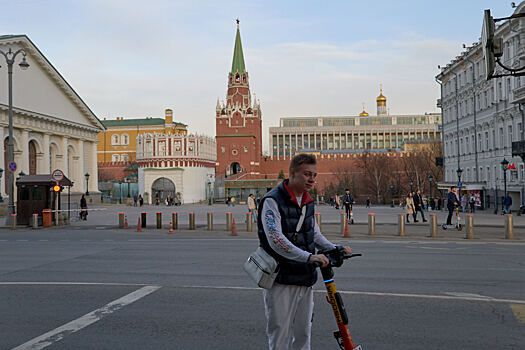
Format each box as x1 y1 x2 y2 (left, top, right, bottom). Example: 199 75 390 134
0 281 148 286
10 285 161 350
174 284 525 305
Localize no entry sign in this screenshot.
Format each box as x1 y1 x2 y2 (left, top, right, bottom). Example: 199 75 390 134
52 169 64 182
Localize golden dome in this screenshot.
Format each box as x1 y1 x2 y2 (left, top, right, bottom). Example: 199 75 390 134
359 103 369 116
376 88 386 102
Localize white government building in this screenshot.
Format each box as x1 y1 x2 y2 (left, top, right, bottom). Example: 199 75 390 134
436 3 525 211
0 35 104 202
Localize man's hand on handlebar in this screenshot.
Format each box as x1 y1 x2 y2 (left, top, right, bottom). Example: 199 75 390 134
308 254 330 268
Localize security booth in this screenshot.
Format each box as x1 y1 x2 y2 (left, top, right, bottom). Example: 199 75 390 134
16 175 73 226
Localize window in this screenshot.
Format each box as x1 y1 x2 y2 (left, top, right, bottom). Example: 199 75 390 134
221 146 225 153
499 128 504 148
112 154 120 162
232 149 238 155
121 134 129 145
244 146 248 153
122 154 129 162
508 125 513 148
112 134 120 145
485 131 489 150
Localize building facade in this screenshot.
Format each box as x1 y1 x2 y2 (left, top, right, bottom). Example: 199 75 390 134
136 131 216 204
436 2 525 211
269 92 441 160
0 35 104 205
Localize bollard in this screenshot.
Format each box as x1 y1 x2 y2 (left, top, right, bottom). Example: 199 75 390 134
119 212 125 228
172 212 178 230
43 209 52 227
368 213 376 236
156 212 162 229
246 212 252 232
32 214 38 229
397 213 405 237
505 214 514 240
189 212 195 230
11 214 16 229
429 214 438 238
141 212 147 228
315 213 322 231
465 215 474 239
226 212 232 232
340 213 347 236
207 212 213 231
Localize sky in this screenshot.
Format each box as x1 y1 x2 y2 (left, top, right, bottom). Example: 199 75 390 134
0 0 515 152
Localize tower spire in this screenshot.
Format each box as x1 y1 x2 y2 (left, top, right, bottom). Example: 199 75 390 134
231 19 246 74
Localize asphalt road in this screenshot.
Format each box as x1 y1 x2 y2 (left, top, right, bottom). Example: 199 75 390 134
1 228 524 349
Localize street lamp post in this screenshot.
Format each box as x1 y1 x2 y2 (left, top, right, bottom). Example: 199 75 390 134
0 48 30 226
456 168 463 199
409 179 414 193
389 183 394 207
501 158 509 212
207 181 212 205
428 174 433 210
0 168 3 202
85 173 90 195
119 181 122 204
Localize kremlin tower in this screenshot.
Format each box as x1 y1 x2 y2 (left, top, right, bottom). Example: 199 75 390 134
376 85 387 116
215 20 263 178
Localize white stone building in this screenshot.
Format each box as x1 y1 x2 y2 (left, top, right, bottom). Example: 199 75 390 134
0 35 104 203
436 3 525 210
136 132 216 204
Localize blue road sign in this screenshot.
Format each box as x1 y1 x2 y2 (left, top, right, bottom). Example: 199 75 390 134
8 161 16 172
457 181 463 187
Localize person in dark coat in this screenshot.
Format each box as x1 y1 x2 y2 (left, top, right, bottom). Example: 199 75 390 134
446 188 459 226
80 194 88 221
413 189 427 222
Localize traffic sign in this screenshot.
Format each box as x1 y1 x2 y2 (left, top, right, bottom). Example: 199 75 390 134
52 169 64 182
457 181 463 188
8 161 16 172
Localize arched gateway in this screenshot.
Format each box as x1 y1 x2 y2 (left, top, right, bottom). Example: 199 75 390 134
151 177 176 204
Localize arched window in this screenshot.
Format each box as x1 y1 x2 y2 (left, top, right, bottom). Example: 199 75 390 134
29 141 37 175
121 134 129 145
112 134 120 145
112 154 120 162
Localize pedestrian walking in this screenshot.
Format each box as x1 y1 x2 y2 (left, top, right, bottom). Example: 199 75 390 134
231 196 236 207
247 193 257 223
461 194 467 212
446 188 459 226
80 194 88 221
133 194 138 207
342 189 354 222
413 190 427 222
138 194 143 207
469 194 476 213
503 193 512 214
365 197 370 208
405 193 416 223
257 153 352 350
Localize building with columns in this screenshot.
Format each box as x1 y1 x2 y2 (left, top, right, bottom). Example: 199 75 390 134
0 35 104 204
436 2 525 211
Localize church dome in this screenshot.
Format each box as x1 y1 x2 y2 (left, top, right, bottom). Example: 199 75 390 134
359 104 369 116
376 88 387 105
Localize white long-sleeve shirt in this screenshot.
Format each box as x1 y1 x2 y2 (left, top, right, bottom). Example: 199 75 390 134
261 197 336 263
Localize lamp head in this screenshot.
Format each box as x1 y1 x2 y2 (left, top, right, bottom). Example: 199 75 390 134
19 56 29 70
501 158 509 169
85 172 90 180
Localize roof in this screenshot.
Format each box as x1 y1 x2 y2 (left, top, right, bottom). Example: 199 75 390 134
231 24 246 74
0 35 104 131
16 174 73 186
102 118 187 127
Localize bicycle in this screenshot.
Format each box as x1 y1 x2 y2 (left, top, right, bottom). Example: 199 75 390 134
314 246 362 349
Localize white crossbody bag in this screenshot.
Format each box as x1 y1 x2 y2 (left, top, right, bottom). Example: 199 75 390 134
243 206 306 289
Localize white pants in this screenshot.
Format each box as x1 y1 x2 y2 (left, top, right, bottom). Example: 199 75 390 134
263 283 314 350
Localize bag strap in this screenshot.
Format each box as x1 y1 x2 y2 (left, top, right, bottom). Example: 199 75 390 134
295 205 306 233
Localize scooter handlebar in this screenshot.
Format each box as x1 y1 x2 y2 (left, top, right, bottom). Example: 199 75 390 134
311 248 361 268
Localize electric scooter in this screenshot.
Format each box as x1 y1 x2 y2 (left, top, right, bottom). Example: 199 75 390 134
346 204 355 224
442 207 463 231
315 246 362 350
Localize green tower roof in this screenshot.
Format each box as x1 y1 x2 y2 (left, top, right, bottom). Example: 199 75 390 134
231 22 246 74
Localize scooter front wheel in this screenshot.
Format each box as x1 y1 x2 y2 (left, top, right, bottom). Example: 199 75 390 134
457 224 463 231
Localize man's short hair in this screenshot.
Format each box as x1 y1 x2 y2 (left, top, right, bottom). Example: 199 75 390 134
289 153 317 172
345 188 350 192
